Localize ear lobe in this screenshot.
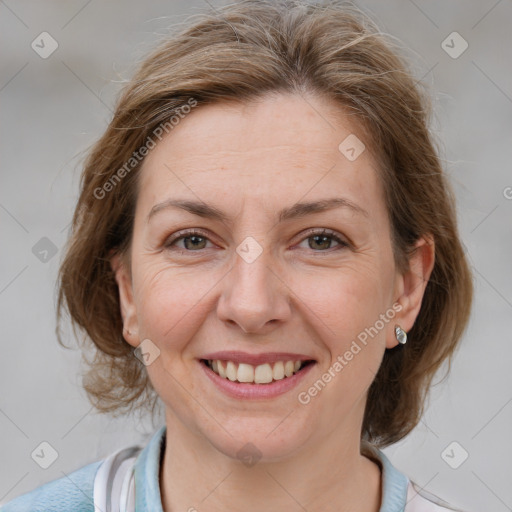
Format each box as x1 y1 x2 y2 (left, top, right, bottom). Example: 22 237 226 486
386 235 435 349
110 251 139 347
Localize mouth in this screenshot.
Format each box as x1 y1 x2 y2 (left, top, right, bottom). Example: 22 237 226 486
200 358 316 385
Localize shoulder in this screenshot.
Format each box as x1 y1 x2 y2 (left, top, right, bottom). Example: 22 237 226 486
405 481 467 512
362 444 467 512
0 459 102 512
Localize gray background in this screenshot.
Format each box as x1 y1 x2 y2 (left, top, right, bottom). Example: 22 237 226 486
1 1 511 510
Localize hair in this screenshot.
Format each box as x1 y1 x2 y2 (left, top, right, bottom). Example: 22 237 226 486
56 0 473 447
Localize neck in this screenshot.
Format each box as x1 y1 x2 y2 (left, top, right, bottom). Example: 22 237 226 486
159 417 382 512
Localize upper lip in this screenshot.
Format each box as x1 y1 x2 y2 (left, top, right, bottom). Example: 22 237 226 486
200 351 316 366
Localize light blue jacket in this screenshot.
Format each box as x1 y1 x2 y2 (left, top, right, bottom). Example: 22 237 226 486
1 425 459 511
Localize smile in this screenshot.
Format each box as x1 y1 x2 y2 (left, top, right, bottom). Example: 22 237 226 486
198 350 317 399
201 359 315 384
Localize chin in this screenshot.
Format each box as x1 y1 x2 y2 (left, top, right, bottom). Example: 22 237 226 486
200 415 314 464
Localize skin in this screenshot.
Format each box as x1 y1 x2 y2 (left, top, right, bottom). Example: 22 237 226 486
111 92 435 512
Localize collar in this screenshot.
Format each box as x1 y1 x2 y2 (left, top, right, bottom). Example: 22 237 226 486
134 425 409 512
363 443 410 511
134 425 166 512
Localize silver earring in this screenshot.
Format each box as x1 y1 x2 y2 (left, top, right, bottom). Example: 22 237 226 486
395 325 407 345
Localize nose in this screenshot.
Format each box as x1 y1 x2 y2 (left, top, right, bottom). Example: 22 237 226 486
216 244 292 334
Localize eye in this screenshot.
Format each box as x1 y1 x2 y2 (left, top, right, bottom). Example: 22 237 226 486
296 228 349 252
163 228 350 253
164 229 214 251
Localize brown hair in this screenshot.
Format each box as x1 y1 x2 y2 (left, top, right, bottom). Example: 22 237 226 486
56 0 473 447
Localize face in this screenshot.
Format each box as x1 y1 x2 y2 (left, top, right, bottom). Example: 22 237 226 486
113 92 430 462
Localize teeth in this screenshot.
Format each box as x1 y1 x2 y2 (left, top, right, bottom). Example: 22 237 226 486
237 363 254 383
226 361 237 381
254 363 273 384
217 360 227 378
206 359 308 384
273 361 285 380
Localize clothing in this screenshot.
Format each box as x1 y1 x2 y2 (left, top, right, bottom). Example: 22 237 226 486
1 425 463 511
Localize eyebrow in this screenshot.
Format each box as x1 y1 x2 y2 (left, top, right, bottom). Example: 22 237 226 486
147 197 368 224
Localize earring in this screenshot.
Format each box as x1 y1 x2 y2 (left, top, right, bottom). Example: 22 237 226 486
395 325 407 345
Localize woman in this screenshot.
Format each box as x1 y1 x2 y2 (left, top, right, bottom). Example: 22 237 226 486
1 1 473 511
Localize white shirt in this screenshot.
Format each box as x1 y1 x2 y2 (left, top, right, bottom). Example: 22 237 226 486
363 442 464 511
405 481 463 511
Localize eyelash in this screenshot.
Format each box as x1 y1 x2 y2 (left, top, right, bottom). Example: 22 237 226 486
164 228 350 253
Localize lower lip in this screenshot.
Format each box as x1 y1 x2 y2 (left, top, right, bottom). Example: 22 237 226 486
198 360 316 400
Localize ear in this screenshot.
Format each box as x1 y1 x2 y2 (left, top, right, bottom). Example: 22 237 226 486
110 250 140 348
386 235 435 349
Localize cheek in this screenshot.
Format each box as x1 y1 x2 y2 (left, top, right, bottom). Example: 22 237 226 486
295 263 387 338
302 273 391 415
131 265 214 406
300 261 392 382
133 261 218 350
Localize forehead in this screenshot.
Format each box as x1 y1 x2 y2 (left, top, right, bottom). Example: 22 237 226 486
137 92 384 219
